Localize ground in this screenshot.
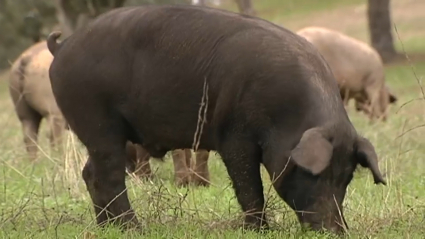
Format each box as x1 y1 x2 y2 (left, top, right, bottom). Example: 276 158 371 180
0 0 424 238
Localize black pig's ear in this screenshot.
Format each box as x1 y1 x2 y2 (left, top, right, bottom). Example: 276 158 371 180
290 127 333 175
355 136 387 185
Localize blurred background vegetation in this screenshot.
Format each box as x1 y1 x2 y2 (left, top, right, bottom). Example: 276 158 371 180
0 0 195 70
0 0 401 70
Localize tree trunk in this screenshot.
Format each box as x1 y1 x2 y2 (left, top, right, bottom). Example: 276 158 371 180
235 0 256 16
367 0 397 63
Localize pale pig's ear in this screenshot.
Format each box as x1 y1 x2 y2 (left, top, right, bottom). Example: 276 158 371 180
290 127 333 175
388 91 397 104
355 136 387 185
384 84 397 104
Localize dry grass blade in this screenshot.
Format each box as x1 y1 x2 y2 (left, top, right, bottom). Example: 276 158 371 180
192 77 209 152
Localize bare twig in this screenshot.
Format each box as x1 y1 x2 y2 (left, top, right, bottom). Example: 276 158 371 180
395 97 425 114
395 123 425 140
392 24 425 141
393 24 424 109
192 78 209 152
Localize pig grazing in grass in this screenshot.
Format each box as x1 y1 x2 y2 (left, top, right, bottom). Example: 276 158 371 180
297 26 397 122
8 41 210 186
47 5 386 234
8 41 67 160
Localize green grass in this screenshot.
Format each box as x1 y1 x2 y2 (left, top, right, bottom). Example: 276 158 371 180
395 36 425 55
1 1 425 238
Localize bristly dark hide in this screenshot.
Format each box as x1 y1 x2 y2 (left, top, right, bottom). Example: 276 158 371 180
47 4 386 234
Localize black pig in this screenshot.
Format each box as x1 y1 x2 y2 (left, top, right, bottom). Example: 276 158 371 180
47 5 386 234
